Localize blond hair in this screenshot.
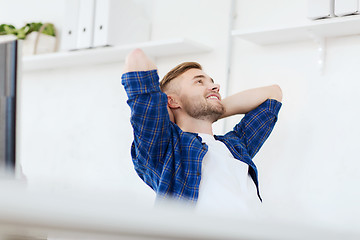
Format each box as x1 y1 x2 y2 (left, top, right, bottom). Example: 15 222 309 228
160 62 202 92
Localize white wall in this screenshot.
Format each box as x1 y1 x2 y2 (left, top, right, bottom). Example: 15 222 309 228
230 0 360 232
0 0 157 204
0 0 231 205
1 0 360 233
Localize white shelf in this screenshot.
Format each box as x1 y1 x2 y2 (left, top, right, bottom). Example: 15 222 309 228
232 15 360 45
22 38 212 71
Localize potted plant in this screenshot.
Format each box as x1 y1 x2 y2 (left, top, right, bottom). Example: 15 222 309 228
0 22 57 55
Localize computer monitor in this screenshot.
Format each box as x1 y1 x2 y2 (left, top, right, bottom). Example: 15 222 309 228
0 36 19 177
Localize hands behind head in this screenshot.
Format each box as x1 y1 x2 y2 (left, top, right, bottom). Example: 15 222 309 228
124 49 174 122
123 48 157 73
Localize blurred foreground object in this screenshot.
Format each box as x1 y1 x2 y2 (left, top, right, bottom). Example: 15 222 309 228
0 36 18 177
0 182 359 240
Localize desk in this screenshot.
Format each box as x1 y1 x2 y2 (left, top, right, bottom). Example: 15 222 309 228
0 181 358 240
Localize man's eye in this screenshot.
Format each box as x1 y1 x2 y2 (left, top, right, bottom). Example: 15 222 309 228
197 79 202 83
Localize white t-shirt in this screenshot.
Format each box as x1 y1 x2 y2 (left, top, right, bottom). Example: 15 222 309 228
196 133 261 214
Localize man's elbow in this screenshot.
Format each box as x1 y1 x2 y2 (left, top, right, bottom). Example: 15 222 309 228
269 84 283 102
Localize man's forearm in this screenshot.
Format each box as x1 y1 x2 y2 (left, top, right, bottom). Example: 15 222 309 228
220 84 282 118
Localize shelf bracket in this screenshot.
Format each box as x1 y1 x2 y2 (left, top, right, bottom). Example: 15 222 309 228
308 30 326 75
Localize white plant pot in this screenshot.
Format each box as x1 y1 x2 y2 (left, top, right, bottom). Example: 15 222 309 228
22 32 57 56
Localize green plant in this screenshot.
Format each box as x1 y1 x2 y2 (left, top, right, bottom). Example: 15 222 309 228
0 24 17 36
0 22 56 40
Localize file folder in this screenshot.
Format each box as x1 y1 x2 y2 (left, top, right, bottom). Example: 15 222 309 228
334 0 359 16
76 0 95 49
93 0 110 47
93 0 150 47
308 0 335 19
60 0 81 51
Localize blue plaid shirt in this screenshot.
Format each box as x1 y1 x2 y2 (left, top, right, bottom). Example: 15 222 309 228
122 70 281 202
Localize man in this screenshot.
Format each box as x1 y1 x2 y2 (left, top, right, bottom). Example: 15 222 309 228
121 49 282 211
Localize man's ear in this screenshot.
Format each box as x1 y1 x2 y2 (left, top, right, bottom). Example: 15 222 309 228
167 95 179 123
167 95 180 109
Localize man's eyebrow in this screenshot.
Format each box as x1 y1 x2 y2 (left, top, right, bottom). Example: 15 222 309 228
192 75 214 83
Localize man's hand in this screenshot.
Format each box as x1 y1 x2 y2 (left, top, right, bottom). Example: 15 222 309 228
220 84 282 118
123 49 175 123
123 48 157 73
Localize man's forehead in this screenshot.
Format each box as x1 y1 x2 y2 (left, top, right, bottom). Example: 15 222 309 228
184 68 205 75
170 69 213 90
180 68 211 80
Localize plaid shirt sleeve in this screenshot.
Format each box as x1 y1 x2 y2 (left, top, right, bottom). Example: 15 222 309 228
234 99 282 158
121 70 172 189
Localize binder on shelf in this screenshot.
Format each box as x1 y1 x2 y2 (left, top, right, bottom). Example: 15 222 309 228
93 0 150 47
76 0 95 49
334 0 359 16
60 0 81 51
308 0 335 20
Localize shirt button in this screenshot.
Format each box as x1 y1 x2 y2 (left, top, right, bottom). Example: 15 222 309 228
196 172 200 176
202 143 206 150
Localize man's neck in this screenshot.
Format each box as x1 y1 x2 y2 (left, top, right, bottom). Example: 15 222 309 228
175 116 214 135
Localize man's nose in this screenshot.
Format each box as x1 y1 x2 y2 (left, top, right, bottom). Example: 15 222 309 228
209 83 220 92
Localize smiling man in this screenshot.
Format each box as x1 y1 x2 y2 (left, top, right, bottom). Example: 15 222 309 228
121 49 282 212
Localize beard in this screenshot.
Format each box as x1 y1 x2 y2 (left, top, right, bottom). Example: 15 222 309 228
180 95 225 123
